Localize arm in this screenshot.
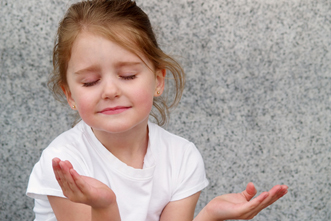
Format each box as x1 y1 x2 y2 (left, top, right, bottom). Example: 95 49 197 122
159 192 201 221
49 158 121 221
194 182 288 221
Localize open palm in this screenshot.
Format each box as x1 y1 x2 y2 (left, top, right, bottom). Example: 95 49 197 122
197 182 288 220
52 158 116 209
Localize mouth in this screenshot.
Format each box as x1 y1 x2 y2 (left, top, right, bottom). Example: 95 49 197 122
98 106 131 115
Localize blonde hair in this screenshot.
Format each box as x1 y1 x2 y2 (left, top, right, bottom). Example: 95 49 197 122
49 0 185 126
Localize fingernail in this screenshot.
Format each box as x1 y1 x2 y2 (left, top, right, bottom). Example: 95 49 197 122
279 189 287 197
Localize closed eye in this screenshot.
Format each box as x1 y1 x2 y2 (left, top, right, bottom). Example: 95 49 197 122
83 80 99 87
121 75 136 80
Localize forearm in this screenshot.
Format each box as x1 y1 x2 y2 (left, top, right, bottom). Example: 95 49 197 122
91 202 121 221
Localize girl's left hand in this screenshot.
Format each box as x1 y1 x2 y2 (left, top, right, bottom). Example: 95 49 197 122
195 182 288 221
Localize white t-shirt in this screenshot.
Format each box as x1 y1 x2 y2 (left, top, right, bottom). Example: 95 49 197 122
27 121 209 221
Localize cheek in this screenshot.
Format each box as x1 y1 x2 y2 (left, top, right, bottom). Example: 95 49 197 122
75 101 91 118
134 88 155 109
72 92 95 114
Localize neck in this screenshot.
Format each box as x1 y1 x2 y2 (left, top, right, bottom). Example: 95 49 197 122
92 121 149 169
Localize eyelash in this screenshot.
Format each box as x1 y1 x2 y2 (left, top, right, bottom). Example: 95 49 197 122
83 80 99 87
121 75 136 80
82 75 136 87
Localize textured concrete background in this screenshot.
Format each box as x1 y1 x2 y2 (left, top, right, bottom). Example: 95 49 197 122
1 0 330 220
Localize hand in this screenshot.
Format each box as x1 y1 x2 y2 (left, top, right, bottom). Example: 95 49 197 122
52 157 117 209
196 182 288 221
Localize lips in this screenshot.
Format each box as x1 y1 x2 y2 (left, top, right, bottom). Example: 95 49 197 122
98 106 131 115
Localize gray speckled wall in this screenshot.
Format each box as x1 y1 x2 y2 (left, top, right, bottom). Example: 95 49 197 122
1 0 330 220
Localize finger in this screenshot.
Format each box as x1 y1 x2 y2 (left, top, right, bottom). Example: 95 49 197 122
63 160 74 170
236 191 270 219
244 185 288 217
57 160 74 192
241 182 257 201
248 191 270 207
58 160 82 195
70 169 102 205
264 185 288 205
52 159 88 202
253 186 281 209
52 158 61 172
69 168 90 194
52 158 65 187
279 185 288 196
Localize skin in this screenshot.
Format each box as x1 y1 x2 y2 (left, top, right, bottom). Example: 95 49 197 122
194 183 288 221
49 31 288 220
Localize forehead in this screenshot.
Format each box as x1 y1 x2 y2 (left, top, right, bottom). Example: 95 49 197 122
79 26 147 57
68 31 154 71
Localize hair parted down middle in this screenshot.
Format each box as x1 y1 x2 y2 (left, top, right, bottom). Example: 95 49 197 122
49 0 185 126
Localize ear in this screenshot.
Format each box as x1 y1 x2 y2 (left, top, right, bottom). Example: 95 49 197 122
154 69 166 97
61 85 76 110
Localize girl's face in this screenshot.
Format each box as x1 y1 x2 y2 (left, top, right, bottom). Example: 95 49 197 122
64 31 165 136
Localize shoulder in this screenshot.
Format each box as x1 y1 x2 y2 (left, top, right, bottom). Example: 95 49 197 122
27 121 92 199
48 120 86 148
148 121 203 164
35 121 92 176
148 122 209 201
148 121 194 150
42 121 91 157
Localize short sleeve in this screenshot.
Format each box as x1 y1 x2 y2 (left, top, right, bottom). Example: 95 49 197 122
26 144 90 200
170 143 209 201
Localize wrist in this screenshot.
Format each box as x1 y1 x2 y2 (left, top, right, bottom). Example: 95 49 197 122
194 207 223 221
194 200 226 221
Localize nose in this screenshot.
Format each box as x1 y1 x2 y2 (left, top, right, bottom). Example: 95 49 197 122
101 77 121 99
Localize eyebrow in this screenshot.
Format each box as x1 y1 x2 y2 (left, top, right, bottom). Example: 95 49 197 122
74 65 101 75
115 61 143 69
74 62 144 75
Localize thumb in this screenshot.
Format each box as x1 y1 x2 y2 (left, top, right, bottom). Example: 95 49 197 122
242 182 257 201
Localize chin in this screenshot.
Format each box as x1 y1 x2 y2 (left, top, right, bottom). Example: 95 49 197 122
98 121 147 134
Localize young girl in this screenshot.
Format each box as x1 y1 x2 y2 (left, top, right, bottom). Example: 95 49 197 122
27 0 288 220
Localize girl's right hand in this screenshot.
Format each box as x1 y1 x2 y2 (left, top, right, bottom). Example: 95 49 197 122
52 157 116 209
